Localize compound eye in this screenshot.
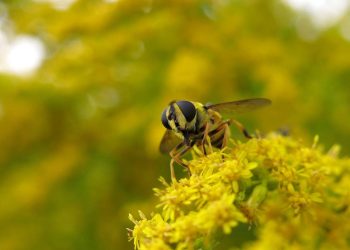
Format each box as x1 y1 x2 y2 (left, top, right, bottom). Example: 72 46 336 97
176 101 196 122
161 108 172 129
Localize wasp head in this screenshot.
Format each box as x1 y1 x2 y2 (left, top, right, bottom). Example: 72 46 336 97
161 101 197 135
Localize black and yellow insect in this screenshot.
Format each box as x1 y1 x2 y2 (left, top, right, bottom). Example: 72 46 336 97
160 98 271 179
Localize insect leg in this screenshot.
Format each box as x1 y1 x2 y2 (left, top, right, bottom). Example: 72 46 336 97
169 141 194 180
221 123 230 148
201 122 209 155
169 141 185 180
229 119 253 139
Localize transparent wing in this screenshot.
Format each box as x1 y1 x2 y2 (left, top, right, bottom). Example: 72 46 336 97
159 129 182 154
205 98 271 115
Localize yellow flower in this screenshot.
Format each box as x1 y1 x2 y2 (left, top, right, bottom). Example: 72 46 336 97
129 133 350 249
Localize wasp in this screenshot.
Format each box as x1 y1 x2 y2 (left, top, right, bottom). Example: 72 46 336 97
160 98 271 179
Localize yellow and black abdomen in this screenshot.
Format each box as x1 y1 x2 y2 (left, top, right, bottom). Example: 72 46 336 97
208 125 229 148
207 109 230 149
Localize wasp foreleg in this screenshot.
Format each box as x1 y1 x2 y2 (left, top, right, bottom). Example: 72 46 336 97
201 122 210 155
169 141 194 181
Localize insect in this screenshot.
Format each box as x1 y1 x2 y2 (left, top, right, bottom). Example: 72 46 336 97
160 98 271 179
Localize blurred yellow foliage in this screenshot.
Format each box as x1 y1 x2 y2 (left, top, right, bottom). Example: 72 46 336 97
0 0 350 249
166 49 211 98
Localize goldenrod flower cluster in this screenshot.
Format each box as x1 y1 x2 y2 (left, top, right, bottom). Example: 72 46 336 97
128 134 350 250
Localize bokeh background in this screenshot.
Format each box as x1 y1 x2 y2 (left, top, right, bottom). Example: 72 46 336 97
0 0 350 249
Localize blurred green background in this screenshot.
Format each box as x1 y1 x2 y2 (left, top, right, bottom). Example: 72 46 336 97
0 0 350 249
